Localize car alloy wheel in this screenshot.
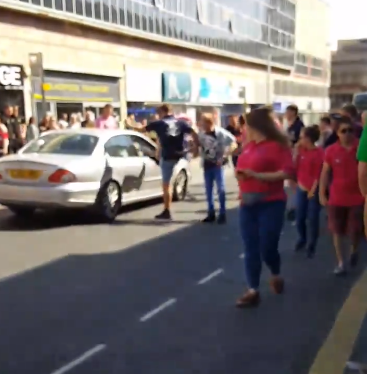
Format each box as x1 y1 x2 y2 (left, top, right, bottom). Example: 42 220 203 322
97 180 121 223
173 171 188 201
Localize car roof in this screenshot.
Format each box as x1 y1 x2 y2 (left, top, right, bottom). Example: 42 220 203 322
41 128 153 143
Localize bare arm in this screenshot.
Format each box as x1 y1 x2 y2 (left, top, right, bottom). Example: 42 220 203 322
250 170 291 182
318 162 330 205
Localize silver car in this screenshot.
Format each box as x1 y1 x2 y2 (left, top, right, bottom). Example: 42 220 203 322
0 129 190 222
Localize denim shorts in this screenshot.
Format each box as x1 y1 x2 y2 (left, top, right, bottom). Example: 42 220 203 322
160 159 178 184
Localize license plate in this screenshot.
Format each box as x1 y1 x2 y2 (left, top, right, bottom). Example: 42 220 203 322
7 169 42 180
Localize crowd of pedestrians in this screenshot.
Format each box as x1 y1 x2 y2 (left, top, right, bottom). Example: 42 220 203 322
0 104 119 155
131 101 366 308
1 99 366 308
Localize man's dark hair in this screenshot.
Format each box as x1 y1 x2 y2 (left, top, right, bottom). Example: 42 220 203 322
286 104 299 116
341 103 358 119
334 116 353 131
320 116 331 125
158 103 173 115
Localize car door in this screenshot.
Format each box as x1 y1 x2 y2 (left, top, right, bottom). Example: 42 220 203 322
129 134 162 193
104 135 145 196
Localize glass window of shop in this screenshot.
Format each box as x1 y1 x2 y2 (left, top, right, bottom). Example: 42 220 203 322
31 72 121 123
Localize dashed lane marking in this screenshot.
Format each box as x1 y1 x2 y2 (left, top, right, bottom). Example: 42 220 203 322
49 344 106 374
140 298 177 322
239 253 244 259
308 269 367 374
197 269 224 285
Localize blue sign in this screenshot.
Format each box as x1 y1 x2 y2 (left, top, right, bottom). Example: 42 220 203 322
162 72 191 103
197 77 237 104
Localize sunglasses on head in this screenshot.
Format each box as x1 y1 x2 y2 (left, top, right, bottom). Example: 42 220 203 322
339 127 354 134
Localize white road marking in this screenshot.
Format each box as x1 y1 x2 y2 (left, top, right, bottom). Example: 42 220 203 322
49 344 106 374
140 298 177 322
197 269 223 285
239 253 244 259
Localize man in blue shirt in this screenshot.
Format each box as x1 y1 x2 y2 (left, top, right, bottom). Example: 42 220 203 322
145 104 199 219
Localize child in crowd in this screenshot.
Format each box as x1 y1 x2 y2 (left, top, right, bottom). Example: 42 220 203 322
294 125 324 258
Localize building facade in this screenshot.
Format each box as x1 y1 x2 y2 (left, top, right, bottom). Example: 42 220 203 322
330 39 367 111
0 0 330 124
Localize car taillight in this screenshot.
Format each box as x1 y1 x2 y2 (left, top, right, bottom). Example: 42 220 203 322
48 169 76 184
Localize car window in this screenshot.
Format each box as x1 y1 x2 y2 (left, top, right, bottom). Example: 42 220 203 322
22 133 99 155
105 135 138 158
129 135 156 158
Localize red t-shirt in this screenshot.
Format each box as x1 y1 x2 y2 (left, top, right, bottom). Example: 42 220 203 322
324 141 363 206
236 140 294 201
296 147 324 191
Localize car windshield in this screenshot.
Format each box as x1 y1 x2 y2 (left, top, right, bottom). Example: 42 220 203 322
22 133 99 156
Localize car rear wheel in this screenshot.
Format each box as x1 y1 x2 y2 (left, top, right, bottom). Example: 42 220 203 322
7 205 36 218
172 171 188 202
95 180 122 223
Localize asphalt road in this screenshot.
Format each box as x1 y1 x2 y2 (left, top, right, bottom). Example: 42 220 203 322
0 175 366 374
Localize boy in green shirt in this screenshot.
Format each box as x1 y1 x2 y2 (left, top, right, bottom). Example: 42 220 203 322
357 111 367 237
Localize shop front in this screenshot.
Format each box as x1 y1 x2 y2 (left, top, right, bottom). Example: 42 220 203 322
31 71 121 121
162 71 245 126
0 63 26 120
125 66 162 123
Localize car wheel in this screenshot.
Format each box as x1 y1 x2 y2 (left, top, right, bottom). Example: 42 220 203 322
7 205 36 218
172 171 188 202
95 180 122 223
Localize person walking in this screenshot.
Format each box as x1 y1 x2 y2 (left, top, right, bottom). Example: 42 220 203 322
285 104 305 222
96 104 117 129
199 113 236 224
1 105 23 153
340 103 363 138
0 116 9 156
235 107 294 307
319 116 364 275
25 116 39 143
225 115 242 168
294 125 323 258
143 104 199 220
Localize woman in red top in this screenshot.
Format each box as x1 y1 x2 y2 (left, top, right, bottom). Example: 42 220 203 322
319 116 364 275
294 125 323 257
235 108 294 307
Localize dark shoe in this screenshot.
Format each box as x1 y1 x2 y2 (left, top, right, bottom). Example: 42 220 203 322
287 209 296 222
155 209 172 220
270 276 284 294
236 291 260 308
294 240 306 252
217 213 226 224
202 213 216 223
350 253 359 268
333 264 347 276
306 245 316 259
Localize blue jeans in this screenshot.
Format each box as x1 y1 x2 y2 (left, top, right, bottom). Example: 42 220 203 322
239 200 286 290
295 187 321 252
204 166 225 215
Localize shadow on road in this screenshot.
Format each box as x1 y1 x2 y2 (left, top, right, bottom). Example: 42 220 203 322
0 204 366 374
0 197 165 231
0 206 241 374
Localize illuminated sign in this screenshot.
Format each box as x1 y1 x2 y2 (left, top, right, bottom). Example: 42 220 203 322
0 64 24 90
32 75 120 102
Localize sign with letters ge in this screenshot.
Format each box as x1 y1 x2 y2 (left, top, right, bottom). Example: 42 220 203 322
0 64 24 90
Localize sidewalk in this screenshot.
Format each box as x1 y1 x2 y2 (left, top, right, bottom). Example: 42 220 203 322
345 311 367 373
